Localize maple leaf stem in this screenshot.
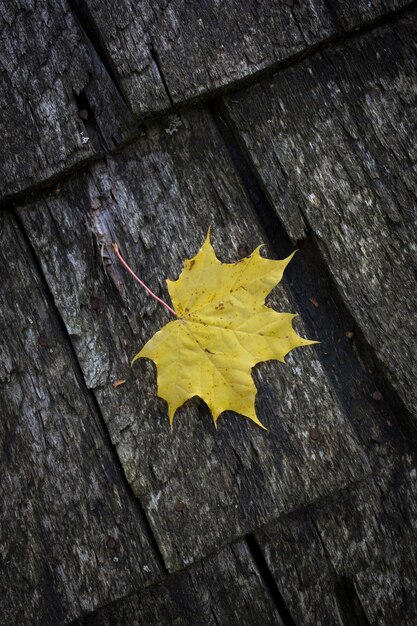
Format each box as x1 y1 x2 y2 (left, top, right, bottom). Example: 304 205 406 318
112 243 178 317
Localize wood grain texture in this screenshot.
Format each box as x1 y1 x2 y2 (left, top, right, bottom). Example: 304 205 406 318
74 541 283 626
73 0 336 109
332 0 414 29
17 105 369 571
0 0 135 205
255 451 417 625
221 13 417 427
2 0 411 206
0 212 162 625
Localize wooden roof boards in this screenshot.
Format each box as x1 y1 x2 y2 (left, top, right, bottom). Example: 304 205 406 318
0 212 162 625
2 0 414 206
17 106 369 571
75 542 284 626
0 0 137 204
1 1 417 624
71 0 335 107
254 455 417 625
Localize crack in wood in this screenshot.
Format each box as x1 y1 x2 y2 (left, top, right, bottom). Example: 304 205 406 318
150 47 175 108
67 0 130 108
334 576 370 626
73 90 110 154
246 535 296 626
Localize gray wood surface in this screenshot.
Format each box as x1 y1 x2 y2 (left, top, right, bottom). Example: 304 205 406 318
17 105 369 572
74 542 284 626
256 452 417 625
67 0 170 117
71 0 336 109
251 337 417 626
221 13 417 428
331 0 413 29
2 2 417 624
1 0 412 207
0 0 135 205
0 212 162 625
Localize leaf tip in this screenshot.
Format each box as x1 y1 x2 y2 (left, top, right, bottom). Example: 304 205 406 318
284 249 298 266
168 411 175 431
131 352 140 367
253 243 266 257
202 225 213 249
250 412 268 430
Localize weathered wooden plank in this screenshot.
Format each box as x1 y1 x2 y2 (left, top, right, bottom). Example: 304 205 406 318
0 0 137 205
332 0 414 29
354 548 417 626
3 0 411 207
73 0 336 109
17 105 369 571
74 541 283 625
67 0 170 117
255 451 417 625
222 14 417 426
0 212 162 625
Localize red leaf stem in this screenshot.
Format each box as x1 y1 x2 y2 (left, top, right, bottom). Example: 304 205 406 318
112 243 177 317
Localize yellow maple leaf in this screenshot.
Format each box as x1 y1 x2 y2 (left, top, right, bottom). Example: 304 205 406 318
133 232 316 429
